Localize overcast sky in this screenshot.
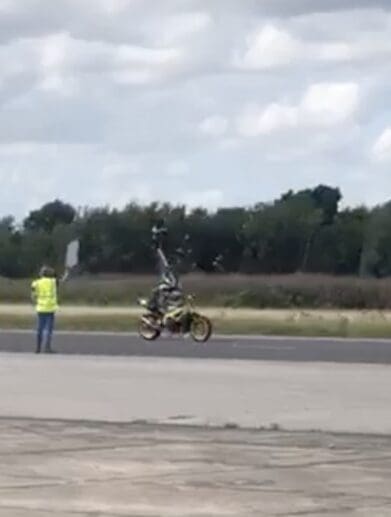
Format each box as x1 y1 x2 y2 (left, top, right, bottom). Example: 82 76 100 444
1 0 391 217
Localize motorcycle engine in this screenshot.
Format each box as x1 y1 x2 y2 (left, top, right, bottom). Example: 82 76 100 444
165 317 179 333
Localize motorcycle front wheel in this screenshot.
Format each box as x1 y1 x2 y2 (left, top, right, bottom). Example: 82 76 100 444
138 314 161 341
190 314 212 343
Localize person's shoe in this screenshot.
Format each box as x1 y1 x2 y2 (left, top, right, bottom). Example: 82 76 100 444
35 349 41 354
45 348 57 354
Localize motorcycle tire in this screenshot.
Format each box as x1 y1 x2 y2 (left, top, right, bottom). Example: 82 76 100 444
138 314 161 341
190 314 212 343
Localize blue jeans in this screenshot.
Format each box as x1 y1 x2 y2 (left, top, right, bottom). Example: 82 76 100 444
36 312 55 352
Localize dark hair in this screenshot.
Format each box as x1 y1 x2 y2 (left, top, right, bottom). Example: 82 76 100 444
40 266 55 277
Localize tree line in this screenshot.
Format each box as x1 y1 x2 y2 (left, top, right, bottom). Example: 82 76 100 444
1 184 390 278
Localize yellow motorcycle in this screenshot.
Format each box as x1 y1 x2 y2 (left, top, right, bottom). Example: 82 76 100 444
137 294 212 342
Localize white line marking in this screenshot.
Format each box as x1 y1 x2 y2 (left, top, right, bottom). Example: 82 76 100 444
0 328 391 344
233 344 296 351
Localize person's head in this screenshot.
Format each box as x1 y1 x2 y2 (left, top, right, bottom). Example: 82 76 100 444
39 265 54 278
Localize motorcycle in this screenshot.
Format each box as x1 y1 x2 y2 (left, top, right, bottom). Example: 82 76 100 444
137 294 212 343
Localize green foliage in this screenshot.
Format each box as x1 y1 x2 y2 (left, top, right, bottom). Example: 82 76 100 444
360 202 391 277
23 200 76 233
0 185 390 281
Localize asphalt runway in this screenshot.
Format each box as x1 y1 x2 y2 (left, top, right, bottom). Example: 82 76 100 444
1 329 391 364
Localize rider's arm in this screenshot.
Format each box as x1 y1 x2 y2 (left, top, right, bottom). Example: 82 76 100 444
156 247 169 275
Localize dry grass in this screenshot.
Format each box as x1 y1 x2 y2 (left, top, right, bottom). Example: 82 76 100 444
5 304 391 320
2 273 391 310
1 305 391 337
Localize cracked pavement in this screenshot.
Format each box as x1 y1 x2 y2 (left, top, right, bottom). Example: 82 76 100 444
1 419 391 516
2 352 391 515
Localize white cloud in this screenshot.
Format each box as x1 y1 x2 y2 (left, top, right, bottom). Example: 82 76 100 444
199 115 228 137
372 127 391 162
113 44 183 85
0 1 391 214
236 25 301 69
0 142 60 156
34 31 184 93
94 171 151 207
166 160 190 177
96 0 134 16
316 42 353 62
218 137 242 151
148 12 212 45
301 83 359 126
237 82 359 136
101 156 141 181
238 103 298 136
0 0 18 15
235 22 391 70
183 189 224 210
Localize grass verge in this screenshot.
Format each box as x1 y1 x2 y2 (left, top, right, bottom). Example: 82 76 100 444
3 273 391 310
1 307 391 338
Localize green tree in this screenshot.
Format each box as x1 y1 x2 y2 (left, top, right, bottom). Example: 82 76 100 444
310 208 368 274
243 195 322 273
24 200 76 233
360 202 391 277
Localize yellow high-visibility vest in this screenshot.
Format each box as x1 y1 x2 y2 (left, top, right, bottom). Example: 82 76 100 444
31 277 58 313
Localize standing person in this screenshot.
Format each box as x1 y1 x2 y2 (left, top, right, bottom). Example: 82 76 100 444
31 266 58 354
